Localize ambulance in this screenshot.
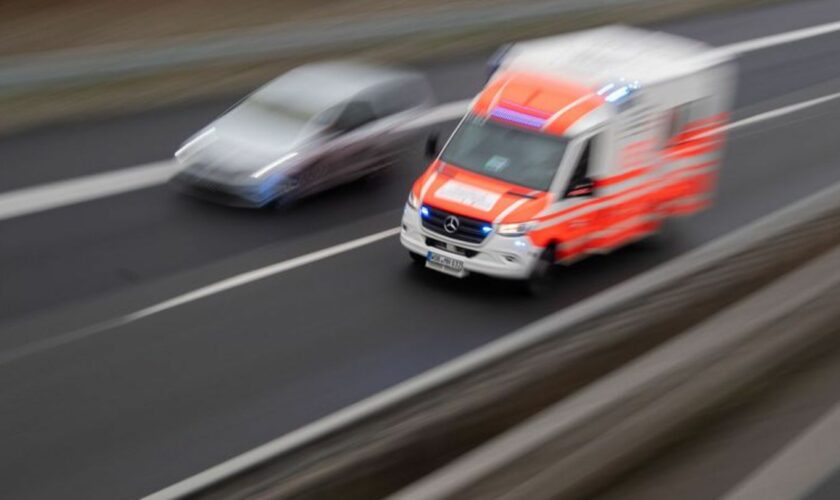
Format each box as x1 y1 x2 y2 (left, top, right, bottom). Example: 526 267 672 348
400 25 736 289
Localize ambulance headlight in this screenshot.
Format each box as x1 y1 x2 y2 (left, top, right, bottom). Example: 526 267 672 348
497 221 536 236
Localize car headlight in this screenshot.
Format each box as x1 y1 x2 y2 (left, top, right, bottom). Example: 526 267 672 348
175 127 215 162
275 175 299 196
407 191 419 209
251 152 299 179
497 221 536 236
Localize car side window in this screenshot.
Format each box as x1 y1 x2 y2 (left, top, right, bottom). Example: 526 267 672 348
564 137 597 198
332 101 376 133
314 105 342 127
374 78 432 118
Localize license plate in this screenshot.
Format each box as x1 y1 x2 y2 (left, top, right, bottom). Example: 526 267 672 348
426 251 467 278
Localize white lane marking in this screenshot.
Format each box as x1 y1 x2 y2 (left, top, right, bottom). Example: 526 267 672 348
10 82 783 226
721 89 840 132
146 181 840 500
143 84 840 498
1 89 836 365
0 75 837 363
402 99 470 131
3 18 840 222
0 227 400 368
721 19 840 56
0 104 469 222
3 93 808 348
129 227 400 320
0 83 831 497
723 398 840 500
0 160 176 221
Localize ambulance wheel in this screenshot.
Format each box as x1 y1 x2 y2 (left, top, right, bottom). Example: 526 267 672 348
409 251 426 266
521 246 555 296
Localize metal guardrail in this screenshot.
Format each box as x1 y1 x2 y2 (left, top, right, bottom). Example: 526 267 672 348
147 179 840 500
0 0 679 93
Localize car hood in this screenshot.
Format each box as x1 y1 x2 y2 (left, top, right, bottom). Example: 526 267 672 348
420 161 551 223
179 109 324 177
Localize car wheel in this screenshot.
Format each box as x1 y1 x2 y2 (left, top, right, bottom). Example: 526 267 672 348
266 194 295 210
266 177 301 210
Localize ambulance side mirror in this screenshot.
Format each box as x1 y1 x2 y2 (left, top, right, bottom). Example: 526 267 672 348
425 132 440 160
565 177 595 198
486 43 513 82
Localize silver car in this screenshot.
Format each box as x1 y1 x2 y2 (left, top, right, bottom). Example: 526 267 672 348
171 61 434 207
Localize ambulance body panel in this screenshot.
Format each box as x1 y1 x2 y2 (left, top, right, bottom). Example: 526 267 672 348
401 26 736 281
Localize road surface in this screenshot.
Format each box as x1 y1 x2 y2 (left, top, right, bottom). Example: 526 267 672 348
1 1 840 498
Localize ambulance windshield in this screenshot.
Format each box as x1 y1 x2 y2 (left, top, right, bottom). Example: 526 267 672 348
440 115 568 191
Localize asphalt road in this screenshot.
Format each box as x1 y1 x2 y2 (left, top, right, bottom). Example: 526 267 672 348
1 1 840 498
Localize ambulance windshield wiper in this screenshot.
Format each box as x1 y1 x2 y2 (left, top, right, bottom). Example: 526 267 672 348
507 190 537 199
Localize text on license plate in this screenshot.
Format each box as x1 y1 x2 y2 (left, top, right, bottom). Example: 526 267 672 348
426 251 466 277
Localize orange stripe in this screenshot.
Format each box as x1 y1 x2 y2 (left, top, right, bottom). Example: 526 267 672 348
590 222 656 250
666 140 722 159
666 198 711 215
538 160 716 226
536 179 658 223
556 242 587 261
595 166 651 188
472 71 605 137
542 94 604 135
623 139 657 151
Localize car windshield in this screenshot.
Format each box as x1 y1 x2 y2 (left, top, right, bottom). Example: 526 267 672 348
440 115 568 191
245 97 320 125
222 95 337 147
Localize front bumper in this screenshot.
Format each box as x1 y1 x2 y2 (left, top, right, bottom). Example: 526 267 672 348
170 171 279 208
399 204 542 280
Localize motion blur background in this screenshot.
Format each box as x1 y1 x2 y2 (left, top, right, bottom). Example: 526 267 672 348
0 0 763 133
2 1 840 499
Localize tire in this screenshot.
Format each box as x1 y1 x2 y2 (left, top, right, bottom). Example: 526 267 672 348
266 193 297 210
519 246 555 296
409 251 427 266
265 175 303 210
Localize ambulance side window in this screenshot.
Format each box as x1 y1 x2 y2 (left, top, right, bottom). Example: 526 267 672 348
665 105 691 143
564 137 597 198
665 99 712 146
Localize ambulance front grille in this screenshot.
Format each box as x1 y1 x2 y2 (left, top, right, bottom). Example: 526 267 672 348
421 205 490 244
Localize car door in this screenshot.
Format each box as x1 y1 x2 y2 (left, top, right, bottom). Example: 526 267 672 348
302 100 380 192
343 78 434 171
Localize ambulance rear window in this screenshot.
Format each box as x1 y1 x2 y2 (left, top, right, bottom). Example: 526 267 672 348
440 116 568 191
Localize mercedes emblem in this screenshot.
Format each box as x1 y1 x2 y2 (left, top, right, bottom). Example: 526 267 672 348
443 215 460 234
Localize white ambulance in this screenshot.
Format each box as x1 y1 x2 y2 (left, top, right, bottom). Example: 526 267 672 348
400 25 736 291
